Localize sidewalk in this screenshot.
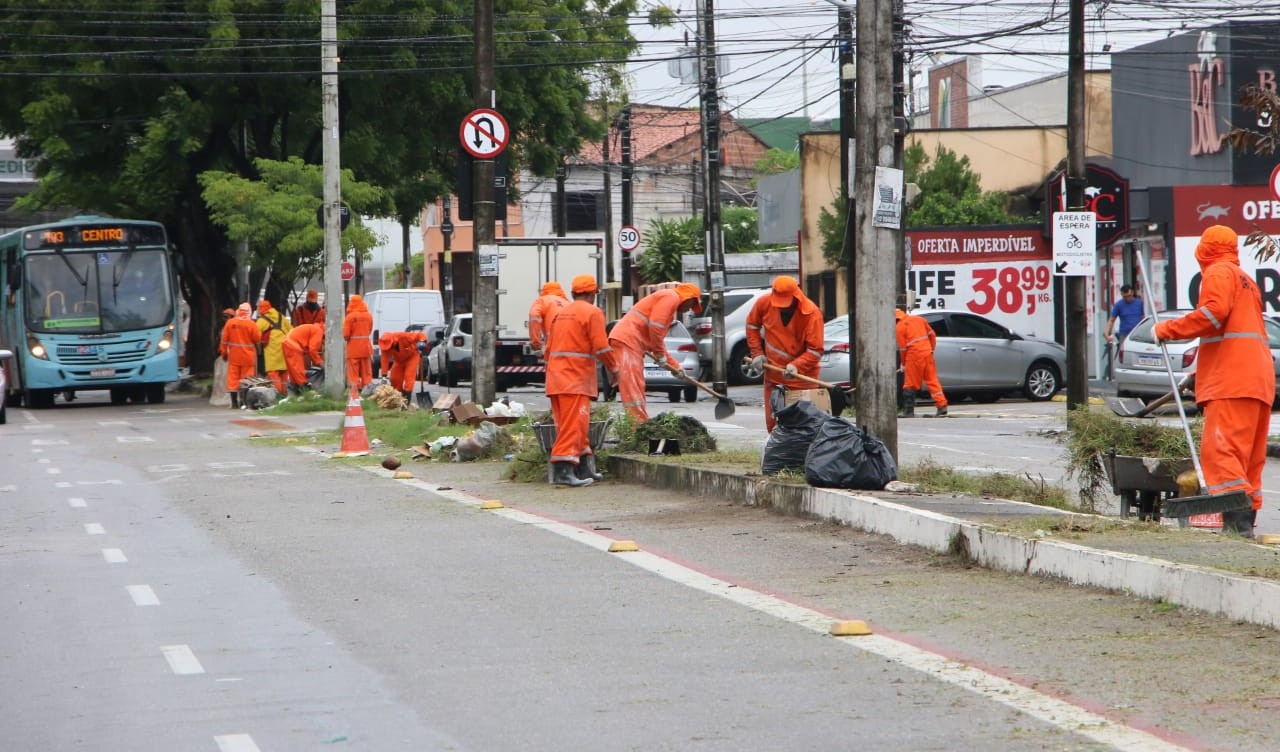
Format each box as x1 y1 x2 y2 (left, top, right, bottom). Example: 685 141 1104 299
607 454 1280 632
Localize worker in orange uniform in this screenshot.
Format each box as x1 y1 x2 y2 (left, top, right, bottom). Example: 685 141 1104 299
282 322 325 395
528 281 569 355
342 293 374 390
745 276 824 431
220 302 261 409
382 330 429 403
895 308 948 418
1153 224 1275 537
292 289 325 326
607 282 702 421
545 274 618 486
256 299 292 395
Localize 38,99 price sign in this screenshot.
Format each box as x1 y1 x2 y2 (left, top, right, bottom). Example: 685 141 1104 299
906 228 1056 337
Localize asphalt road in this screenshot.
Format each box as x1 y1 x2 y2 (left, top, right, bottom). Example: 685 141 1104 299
4 389 1280 750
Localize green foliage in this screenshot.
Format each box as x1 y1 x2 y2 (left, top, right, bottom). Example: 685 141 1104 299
615 411 717 453
638 215 700 284
900 458 1074 510
903 143 1019 227
646 6 677 26
199 158 388 284
753 147 799 176
1061 406 1198 510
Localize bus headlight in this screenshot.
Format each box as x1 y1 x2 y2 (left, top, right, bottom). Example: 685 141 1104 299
157 326 175 352
27 335 48 360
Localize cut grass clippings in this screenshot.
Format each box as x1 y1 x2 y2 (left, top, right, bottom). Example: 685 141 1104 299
898 458 1075 510
1060 405 1198 511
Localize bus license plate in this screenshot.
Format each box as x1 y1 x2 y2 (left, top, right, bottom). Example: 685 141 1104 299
90 368 116 378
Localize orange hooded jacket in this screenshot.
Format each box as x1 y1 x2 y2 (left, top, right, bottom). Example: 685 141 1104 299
343 294 374 358
896 310 936 355
283 323 325 362
528 282 569 352
745 291 824 386
1153 225 1274 405
608 288 690 370
546 299 616 397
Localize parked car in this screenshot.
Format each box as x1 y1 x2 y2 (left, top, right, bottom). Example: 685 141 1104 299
0 348 12 424
818 309 1067 402
689 287 771 384
427 314 472 387
1114 310 1280 403
599 320 703 403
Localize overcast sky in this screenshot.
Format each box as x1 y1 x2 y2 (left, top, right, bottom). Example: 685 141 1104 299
622 0 1280 122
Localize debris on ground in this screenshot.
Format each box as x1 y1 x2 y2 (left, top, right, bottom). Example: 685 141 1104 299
370 384 407 410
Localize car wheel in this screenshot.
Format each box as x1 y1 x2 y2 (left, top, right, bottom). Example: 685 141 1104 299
667 388 681 402
728 342 762 385
109 388 128 405
1023 361 1061 401
683 385 697 403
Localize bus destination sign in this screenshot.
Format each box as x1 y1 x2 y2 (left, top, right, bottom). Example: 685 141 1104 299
23 224 166 250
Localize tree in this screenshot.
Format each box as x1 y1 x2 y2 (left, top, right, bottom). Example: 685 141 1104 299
1222 83 1280 262
0 0 639 371
818 143 1018 267
198 157 389 297
637 216 699 284
753 147 799 177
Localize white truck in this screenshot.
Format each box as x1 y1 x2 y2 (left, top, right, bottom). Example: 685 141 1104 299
492 238 603 389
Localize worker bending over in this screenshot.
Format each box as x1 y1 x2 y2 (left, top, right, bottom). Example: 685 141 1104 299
745 276 824 431
608 282 702 421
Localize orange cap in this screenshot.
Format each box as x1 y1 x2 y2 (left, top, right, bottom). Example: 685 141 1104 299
1195 224 1240 266
258 300 272 315
306 289 319 302
222 308 236 319
571 274 599 294
675 282 703 313
541 281 566 297
770 276 800 307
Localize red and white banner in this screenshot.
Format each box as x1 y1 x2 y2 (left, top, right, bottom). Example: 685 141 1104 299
905 227 1056 339
1170 185 1280 313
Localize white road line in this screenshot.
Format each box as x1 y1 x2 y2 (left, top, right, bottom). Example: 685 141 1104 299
46 467 61 475
68 497 87 508
160 645 205 675
0 485 16 492
30 438 67 445
116 436 154 443
168 418 204 424
361 460 1197 752
37 457 50 464
84 523 105 535
126 585 160 606
147 464 190 473
98 420 130 427
102 548 128 563
214 734 261 752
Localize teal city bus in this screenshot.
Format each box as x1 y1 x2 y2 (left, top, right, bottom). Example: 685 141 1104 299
0 216 180 408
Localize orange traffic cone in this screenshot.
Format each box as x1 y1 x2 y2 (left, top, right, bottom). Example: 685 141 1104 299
337 386 370 457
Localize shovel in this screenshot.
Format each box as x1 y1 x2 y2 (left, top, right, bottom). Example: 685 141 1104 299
1134 250 1251 519
760 362 855 394
415 359 432 409
671 369 736 419
1104 376 1192 418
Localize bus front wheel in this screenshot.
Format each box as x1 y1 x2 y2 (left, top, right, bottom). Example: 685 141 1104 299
109 388 128 405
146 384 166 404
26 388 55 409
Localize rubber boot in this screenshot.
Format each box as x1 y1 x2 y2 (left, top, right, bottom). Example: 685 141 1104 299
1222 508 1257 538
900 390 916 417
229 392 240 410
551 461 593 487
577 453 604 482
402 390 413 405
936 404 948 418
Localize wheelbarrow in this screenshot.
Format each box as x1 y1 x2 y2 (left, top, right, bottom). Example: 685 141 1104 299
1101 449 1194 521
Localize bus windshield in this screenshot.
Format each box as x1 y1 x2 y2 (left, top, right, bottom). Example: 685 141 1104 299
24 248 173 333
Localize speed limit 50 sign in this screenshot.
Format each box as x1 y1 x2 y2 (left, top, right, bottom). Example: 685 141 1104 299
618 225 641 253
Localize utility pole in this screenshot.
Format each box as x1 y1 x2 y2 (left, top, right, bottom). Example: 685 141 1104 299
471 0 497 406
892 0 907 308
620 105 634 297
555 162 567 238
602 117 614 285
838 5 855 391
699 0 728 394
1065 0 1088 408
320 0 345 398
853 0 898 454
441 197 454 315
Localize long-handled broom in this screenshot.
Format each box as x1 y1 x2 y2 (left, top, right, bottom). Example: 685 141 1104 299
1134 250 1251 518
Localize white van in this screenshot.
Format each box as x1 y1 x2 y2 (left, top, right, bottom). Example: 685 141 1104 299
363 289 446 372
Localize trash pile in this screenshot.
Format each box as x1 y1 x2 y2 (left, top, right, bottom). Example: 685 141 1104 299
369 383 407 410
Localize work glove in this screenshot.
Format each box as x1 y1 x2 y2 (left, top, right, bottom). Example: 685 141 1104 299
783 363 798 379
666 360 683 376
748 354 766 371
416 341 427 353
1151 322 1166 344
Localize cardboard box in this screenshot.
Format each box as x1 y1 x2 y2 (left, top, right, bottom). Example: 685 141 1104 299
450 401 485 424
783 387 832 414
432 393 460 411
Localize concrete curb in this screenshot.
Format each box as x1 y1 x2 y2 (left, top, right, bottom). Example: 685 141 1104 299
609 456 1280 631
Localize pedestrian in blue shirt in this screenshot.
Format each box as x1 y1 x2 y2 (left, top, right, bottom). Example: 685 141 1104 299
1105 285 1144 345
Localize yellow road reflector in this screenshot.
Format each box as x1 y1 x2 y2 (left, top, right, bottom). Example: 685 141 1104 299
829 619 872 636
480 500 505 510
332 451 348 459
393 470 414 479
608 540 640 553
284 437 298 443
249 431 263 438
1258 534 1280 545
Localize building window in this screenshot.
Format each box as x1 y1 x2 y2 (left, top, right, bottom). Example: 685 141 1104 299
556 191 605 232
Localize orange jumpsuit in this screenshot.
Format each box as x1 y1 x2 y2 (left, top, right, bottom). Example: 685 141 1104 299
528 288 569 353
1154 227 1275 512
282 323 324 387
256 303 292 394
608 289 684 421
343 294 374 389
896 311 948 411
383 330 427 393
220 311 260 392
546 299 617 463
745 292 825 431
292 301 325 326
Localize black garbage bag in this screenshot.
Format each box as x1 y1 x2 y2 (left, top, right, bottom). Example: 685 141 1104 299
804 417 898 490
761 387 829 475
